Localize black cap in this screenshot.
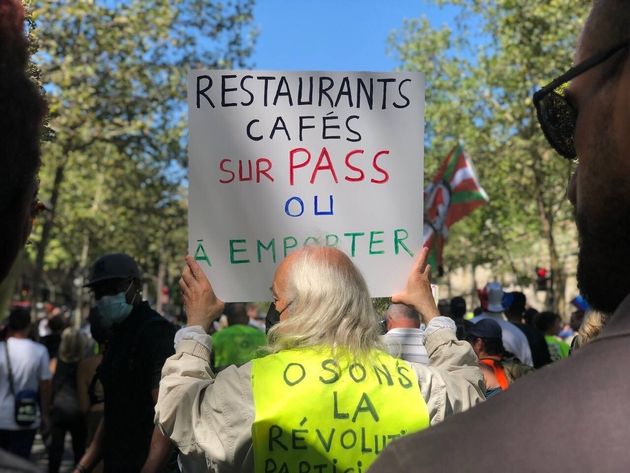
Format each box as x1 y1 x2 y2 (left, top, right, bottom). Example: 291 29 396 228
468 318 502 340
85 253 140 287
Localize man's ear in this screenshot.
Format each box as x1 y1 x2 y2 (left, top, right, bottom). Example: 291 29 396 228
127 279 142 305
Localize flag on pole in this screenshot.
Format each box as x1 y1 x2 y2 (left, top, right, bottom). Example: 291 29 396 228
423 145 488 273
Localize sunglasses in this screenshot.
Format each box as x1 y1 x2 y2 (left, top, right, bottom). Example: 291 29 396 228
533 40 629 160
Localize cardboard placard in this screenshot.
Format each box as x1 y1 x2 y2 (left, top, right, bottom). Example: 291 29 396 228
188 70 424 301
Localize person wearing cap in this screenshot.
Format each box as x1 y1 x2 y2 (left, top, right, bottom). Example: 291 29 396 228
465 319 533 399
74 253 177 473
471 282 533 366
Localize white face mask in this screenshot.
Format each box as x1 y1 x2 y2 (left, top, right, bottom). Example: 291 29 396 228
96 282 134 326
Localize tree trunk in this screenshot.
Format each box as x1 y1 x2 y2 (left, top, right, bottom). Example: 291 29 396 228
533 180 565 314
156 254 166 313
32 162 66 303
74 232 91 329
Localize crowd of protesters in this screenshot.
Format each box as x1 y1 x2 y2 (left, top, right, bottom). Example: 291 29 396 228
2 266 597 471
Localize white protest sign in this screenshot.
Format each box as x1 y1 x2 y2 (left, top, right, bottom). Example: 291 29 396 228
188 70 424 301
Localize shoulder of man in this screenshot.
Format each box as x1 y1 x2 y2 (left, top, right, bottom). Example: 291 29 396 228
502 358 534 382
135 306 177 350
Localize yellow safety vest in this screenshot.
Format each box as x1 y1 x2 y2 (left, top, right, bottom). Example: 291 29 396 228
251 346 430 473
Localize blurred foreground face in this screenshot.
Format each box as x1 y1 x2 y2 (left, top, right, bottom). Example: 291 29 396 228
568 9 630 313
0 0 46 281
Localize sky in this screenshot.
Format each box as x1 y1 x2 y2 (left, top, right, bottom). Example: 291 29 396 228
251 0 460 72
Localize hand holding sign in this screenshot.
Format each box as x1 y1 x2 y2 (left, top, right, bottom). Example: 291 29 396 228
188 70 425 301
179 256 225 332
391 246 439 324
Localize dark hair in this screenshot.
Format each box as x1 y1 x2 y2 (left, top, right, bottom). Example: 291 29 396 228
48 314 65 333
0 0 46 281
8 307 30 331
509 292 526 313
523 307 539 326
482 337 506 356
466 335 506 357
450 297 467 319
535 311 561 333
224 302 248 326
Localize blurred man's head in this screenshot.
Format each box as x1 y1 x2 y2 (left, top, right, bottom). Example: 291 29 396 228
224 302 249 326
86 254 142 327
563 1 630 313
7 307 31 334
523 307 539 327
385 303 421 330
267 246 379 355
450 296 467 320
246 302 261 320
466 319 505 358
535 311 563 336
0 0 46 282
86 253 142 304
48 314 65 334
437 299 450 317
505 291 526 322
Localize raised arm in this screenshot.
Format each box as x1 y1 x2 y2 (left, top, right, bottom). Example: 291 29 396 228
155 257 254 470
391 246 440 324
395 247 485 424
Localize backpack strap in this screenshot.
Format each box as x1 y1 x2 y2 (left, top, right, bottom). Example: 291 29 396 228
4 341 16 397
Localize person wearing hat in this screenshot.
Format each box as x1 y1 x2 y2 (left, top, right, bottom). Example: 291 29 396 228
465 319 533 399
471 282 533 367
74 254 177 473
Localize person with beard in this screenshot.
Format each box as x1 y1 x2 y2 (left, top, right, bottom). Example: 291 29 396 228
369 1 630 471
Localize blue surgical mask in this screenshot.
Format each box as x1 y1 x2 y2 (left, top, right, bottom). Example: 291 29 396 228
97 291 133 326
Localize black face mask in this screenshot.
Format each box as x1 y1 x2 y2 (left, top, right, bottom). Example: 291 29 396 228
266 302 291 333
265 302 281 333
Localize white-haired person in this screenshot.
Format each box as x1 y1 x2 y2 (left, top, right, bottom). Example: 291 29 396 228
155 246 484 472
381 303 429 364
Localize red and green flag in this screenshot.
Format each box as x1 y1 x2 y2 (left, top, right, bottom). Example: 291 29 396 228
423 145 488 273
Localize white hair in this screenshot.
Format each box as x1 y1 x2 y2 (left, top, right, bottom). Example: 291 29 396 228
267 246 381 358
386 303 420 322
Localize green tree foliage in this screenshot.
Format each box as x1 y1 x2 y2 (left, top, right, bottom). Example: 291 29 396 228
390 1 590 311
28 0 255 309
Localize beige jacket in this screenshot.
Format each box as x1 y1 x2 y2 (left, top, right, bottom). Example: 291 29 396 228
155 317 484 473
